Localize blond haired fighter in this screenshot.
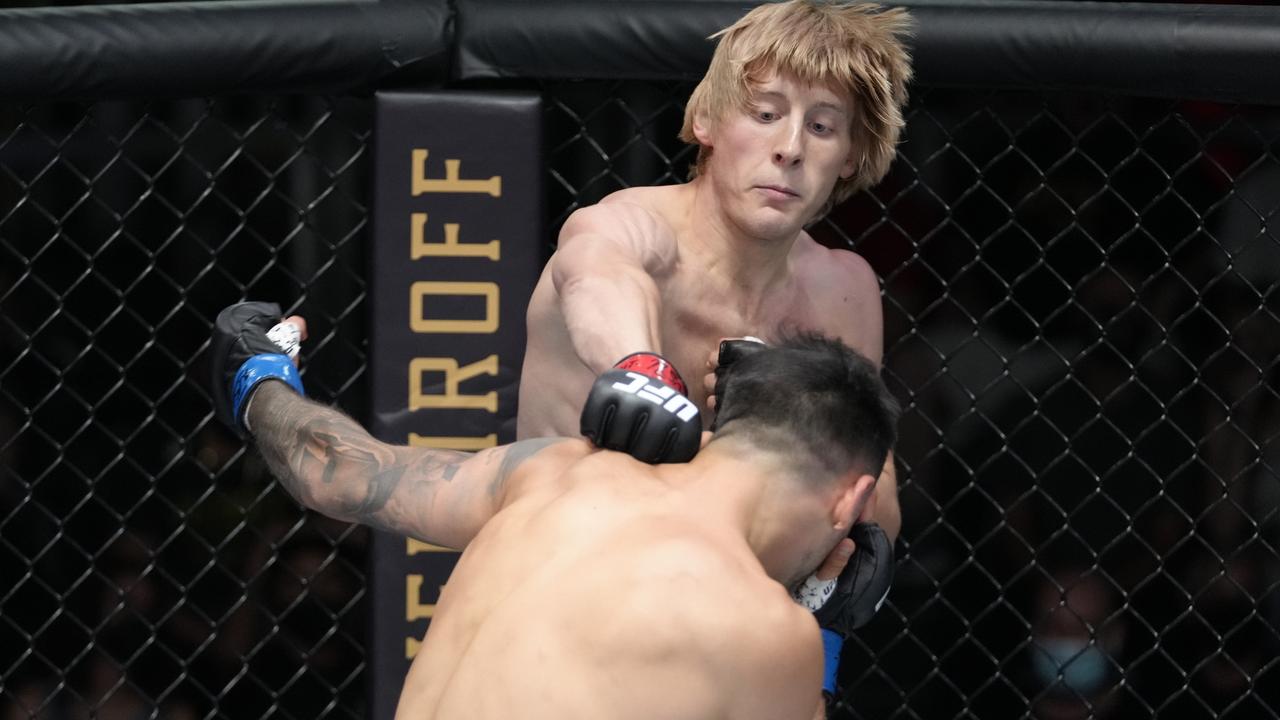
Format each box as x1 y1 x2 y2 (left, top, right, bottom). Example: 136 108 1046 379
210 304 898 719
516 0 913 698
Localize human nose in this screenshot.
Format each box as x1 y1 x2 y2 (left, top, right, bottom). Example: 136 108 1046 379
771 119 803 167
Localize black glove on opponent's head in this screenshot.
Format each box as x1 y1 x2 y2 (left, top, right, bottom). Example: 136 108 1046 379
580 352 701 463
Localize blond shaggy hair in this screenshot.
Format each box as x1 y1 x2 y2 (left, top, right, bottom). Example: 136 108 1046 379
679 1 913 214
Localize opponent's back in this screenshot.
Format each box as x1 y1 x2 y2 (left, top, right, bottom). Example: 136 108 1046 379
395 443 821 720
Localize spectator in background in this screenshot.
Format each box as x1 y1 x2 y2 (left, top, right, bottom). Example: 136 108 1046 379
1024 567 1128 720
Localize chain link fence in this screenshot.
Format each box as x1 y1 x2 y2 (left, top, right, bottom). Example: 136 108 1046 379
3 80 1279 718
0 96 373 718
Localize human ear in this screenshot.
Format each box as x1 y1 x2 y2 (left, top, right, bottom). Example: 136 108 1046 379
832 474 876 530
692 113 715 147
840 149 859 180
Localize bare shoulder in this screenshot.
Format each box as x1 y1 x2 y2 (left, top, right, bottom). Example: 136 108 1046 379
635 543 822 718
558 187 680 266
598 184 685 217
729 595 823 718
470 437 597 507
791 234 885 362
795 233 880 297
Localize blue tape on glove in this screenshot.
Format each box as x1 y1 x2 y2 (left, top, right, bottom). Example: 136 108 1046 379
821 628 843 697
232 353 304 429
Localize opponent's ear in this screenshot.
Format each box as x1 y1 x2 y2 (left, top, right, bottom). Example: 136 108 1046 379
831 473 876 530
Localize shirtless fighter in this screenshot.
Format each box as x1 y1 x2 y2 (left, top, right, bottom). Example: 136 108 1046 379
210 303 898 719
515 0 913 694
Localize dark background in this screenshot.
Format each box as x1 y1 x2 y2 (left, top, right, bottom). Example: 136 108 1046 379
3 2 1280 718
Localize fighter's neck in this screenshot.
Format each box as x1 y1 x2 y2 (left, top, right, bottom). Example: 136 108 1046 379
667 445 812 584
677 179 799 295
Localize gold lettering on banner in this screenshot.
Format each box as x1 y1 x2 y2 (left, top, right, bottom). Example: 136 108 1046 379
399 141 509 664
409 433 499 450
407 575 443 621
407 538 455 555
411 281 499 334
411 213 501 261
408 355 499 413
412 149 502 197
406 575 447 658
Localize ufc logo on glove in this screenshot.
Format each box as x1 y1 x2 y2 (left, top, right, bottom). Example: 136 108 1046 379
580 352 702 463
611 372 699 421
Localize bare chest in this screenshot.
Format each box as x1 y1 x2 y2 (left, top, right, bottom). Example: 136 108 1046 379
653 273 825 405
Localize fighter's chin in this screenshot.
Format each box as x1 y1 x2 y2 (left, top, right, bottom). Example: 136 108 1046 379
737 208 806 242
787 546 832 590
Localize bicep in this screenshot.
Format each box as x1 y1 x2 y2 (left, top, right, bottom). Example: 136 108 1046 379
548 204 675 365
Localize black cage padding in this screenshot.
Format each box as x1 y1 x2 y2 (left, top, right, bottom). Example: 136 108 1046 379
2 0 1280 103
0 0 452 99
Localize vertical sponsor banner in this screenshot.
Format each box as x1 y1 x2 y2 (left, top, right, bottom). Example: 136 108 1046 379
367 91 543 718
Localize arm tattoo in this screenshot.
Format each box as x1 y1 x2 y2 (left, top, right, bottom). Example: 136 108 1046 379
491 438 565 500
248 382 467 535
247 383 570 542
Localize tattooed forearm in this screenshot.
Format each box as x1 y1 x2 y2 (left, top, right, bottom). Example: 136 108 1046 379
348 464 404 519
244 382 572 547
247 382 465 539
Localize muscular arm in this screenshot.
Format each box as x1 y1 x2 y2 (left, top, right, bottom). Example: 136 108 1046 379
248 381 566 549
550 202 676 372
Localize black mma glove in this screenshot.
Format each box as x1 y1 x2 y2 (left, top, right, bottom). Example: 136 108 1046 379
805 523 894 700
579 352 701 463
210 301 305 436
812 522 895 633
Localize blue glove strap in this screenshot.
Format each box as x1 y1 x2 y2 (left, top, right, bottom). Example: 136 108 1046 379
232 353 304 429
821 628 843 697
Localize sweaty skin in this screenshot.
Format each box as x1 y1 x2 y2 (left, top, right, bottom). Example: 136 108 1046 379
517 72 900 541
248 381 874 720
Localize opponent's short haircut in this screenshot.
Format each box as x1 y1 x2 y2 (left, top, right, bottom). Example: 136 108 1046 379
678 0 913 215
710 333 899 482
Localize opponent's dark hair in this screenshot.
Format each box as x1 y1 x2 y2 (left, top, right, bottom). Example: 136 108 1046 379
710 333 899 481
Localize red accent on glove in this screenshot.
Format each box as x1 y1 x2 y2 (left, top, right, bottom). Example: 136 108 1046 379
614 352 688 395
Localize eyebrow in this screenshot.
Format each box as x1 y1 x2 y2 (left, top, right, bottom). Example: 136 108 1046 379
754 90 848 117
813 101 849 117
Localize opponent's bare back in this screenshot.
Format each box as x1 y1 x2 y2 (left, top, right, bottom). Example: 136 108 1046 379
518 182 883 439
395 441 822 720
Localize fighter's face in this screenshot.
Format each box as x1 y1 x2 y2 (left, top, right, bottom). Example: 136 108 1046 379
786 530 848 591
696 71 857 241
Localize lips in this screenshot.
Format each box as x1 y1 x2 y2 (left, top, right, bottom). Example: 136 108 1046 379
756 184 800 199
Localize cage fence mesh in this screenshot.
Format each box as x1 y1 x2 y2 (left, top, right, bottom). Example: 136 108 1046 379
2 81 1279 719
